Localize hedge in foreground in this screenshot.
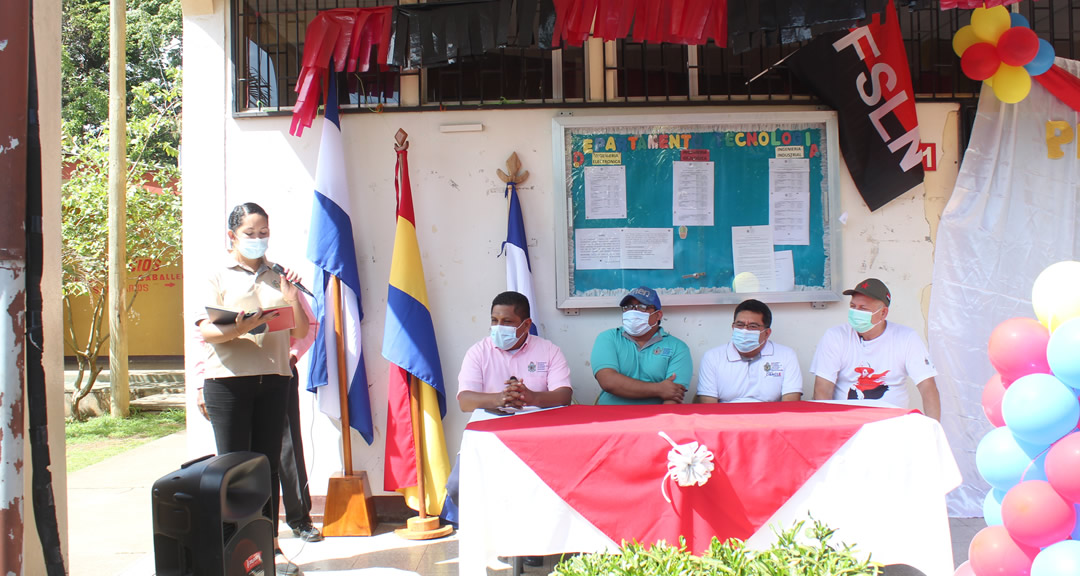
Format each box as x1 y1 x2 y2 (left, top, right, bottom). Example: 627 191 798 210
553 517 881 576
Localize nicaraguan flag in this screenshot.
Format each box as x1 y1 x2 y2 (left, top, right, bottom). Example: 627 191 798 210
306 71 373 444
502 182 538 335
382 146 451 516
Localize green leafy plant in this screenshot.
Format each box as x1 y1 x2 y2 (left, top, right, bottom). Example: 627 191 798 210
552 517 881 576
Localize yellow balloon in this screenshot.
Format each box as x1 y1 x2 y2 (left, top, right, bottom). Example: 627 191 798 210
1032 261 1080 332
983 75 994 87
971 6 1011 43
953 25 979 57
992 64 1032 104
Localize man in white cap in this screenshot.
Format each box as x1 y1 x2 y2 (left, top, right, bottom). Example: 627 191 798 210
810 278 940 420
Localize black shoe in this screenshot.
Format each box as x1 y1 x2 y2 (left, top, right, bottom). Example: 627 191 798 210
522 556 544 567
291 523 324 542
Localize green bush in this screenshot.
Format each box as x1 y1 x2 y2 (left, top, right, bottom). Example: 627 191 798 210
552 517 881 576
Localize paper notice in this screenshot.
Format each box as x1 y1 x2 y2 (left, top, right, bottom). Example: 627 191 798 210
731 225 776 292
769 158 810 245
584 165 627 220
672 161 714 227
575 228 673 270
772 250 795 292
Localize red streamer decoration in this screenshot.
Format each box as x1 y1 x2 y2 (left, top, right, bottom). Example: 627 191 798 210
553 0 727 47
290 7 393 137
1034 64 1080 115
939 0 1023 9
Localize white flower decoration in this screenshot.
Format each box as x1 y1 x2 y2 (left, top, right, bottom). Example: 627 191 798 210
658 430 715 503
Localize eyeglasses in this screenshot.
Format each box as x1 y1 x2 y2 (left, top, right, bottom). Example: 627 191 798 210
621 304 655 312
732 322 766 331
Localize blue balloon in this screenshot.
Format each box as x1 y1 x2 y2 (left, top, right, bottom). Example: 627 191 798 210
984 488 1007 525
1003 373 1080 445
1072 504 1080 539
976 426 1050 491
1032 540 1080 576
1025 38 1056 76
1049 318 1080 389
1011 13 1031 29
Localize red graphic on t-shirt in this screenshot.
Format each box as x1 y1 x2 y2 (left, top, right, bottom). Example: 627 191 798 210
854 367 890 391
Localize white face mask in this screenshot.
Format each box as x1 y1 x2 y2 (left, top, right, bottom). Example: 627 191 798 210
622 310 654 337
490 322 525 350
731 328 763 353
236 237 268 259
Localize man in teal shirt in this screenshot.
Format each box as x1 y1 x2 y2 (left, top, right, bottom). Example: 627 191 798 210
591 286 692 405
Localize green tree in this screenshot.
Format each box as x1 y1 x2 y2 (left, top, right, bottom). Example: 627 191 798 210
62 71 183 420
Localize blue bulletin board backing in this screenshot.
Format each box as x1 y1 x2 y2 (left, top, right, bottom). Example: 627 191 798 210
552 112 842 309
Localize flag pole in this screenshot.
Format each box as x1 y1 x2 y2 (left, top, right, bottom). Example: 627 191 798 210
393 128 453 540
331 274 353 476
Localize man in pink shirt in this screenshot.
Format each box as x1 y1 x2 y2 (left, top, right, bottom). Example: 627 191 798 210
457 291 573 411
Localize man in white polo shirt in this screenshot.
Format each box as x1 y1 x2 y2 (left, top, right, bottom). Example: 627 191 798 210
457 291 573 412
810 278 941 420
696 299 803 403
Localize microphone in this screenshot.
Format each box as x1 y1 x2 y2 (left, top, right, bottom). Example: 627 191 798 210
271 263 315 298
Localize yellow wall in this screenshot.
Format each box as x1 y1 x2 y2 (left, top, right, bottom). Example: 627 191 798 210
64 258 185 357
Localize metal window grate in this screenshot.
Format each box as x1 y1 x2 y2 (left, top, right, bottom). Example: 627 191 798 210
231 1 1080 114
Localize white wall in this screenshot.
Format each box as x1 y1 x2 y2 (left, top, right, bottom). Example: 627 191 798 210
182 3 960 499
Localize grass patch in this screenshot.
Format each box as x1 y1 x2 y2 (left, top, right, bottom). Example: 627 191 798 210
66 409 186 472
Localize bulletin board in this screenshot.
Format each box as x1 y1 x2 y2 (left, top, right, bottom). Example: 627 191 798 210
552 112 842 309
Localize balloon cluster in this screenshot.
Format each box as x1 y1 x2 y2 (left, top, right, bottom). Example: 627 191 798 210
958 261 1080 576
953 7 1056 104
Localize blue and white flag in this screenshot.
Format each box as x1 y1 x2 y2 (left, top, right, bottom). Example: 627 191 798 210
502 182 538 335
306 72 373 444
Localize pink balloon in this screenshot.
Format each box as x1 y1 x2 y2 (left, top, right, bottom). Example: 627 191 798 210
1001 480 1077 548
954 560 976 576
969 525 1039 576
1046 432 1080 502
983 373 1008 427
989 318 1052 385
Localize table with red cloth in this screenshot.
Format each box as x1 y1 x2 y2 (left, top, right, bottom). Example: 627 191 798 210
458 402 961 576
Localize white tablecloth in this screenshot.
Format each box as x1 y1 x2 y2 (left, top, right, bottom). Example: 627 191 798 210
459 409 961 576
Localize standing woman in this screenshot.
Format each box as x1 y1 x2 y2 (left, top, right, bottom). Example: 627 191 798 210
195 202 309 572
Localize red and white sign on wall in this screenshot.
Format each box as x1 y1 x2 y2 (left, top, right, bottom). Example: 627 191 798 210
919 142 937 171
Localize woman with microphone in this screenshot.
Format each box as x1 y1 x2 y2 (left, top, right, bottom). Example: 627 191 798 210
195 202 309 574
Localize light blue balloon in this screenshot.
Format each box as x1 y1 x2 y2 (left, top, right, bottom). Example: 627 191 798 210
1025 39 1056 76
1048 318 1080 389
1011 13 1031 29
976 426 1050 491
984 489 1007 525
1003 373 1080 445
1072 504 1080 539
1032 540 1080 576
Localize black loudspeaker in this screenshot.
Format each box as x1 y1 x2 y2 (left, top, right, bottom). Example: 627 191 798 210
152 452 275 576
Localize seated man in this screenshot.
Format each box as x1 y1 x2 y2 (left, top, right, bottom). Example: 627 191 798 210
591 286 691 405
810 278 941 420
696 299 802 403
457 290 573 412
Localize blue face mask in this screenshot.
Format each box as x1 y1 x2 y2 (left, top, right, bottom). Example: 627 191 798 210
236 237 268 259
731 328 763 353
848 308 880 333
622 310 654 337
491 322 525 350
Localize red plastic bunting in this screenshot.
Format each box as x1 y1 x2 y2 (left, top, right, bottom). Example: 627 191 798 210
554 0 727 47
1034 64 1080 115
939 0 1022 9
290 7 393 137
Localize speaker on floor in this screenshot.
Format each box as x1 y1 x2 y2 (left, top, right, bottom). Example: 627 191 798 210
152 452 274 576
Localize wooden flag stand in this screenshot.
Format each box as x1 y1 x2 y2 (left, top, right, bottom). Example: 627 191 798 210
497 151 529 186
322 275 378 537
392 129 453 541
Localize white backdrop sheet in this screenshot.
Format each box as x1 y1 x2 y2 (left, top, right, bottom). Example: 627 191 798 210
929 58 1080 517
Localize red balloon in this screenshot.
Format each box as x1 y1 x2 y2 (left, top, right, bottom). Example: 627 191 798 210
1045 431 1080 502
998 27 1040 67
954 560 976 576
969 525 1039 575
963 42 1002 81
988 318 1052 385
1001 480 1077 548
983 373 1008 427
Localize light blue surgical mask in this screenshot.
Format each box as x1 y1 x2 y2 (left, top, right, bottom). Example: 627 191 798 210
848 308 880 334
731 328 763 353
236 237 269 259
491 322 525 350
622 310 654 337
